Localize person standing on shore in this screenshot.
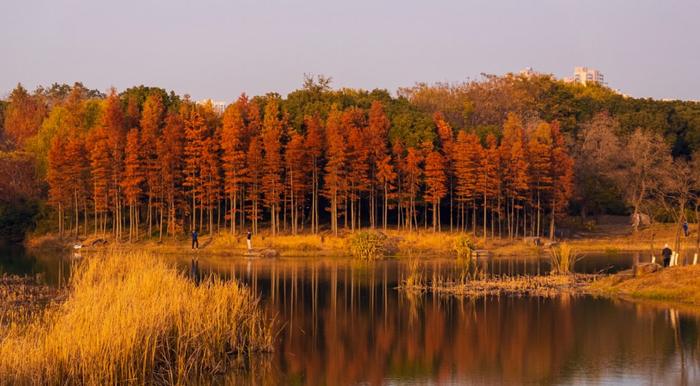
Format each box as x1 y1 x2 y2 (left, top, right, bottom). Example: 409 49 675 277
191 230 199 250
246 230 253 251
662 244 673 267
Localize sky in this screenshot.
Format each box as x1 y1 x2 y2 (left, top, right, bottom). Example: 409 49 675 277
1 0 699 101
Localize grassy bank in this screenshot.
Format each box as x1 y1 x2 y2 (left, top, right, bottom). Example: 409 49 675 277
589 264 700 306
27 222 697 259
0 251 273 385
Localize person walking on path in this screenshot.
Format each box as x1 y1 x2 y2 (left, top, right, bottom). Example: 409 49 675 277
683 220 689 237
662 244 673 267
191 230 199 249
246 230 253 251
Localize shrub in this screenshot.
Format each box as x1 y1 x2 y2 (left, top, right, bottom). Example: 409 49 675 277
453 234 476 259
348 231 389 260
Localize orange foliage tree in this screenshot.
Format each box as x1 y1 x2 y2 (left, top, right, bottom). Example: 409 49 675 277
221 99 247 234
304 115 324 234
424 149 447 231
262 99 283 235
140 93 164 236
323 106 346 235
122 128 143 242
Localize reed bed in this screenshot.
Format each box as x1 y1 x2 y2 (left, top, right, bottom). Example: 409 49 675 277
0 251 273 385
399 266 598 298
0 274 62 327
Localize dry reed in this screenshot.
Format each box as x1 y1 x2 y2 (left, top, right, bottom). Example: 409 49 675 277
0 251 273 385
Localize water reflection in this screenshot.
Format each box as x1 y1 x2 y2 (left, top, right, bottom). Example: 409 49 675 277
201 258 700 385
2 248 699 385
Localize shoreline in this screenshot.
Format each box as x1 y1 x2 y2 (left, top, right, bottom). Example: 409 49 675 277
23 223 693 260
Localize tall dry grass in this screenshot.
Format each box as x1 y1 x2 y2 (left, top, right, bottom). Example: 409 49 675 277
0 251 273 385
549 242 583 274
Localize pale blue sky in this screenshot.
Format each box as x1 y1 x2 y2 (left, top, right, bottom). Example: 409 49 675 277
1 0 698 101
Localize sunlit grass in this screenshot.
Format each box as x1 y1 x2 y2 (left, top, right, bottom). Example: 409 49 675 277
0 251 273 385
549 242 583 274
589 264 700 305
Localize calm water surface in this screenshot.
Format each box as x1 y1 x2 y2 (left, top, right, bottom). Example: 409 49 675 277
2 247 699 385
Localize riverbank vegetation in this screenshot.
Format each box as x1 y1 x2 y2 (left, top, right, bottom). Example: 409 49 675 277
589 264 700 306
4 73 700 246
0 251 274 385
399 260 597 297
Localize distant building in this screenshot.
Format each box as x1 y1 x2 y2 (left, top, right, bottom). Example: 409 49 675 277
519 67 538 78
570 67 605 86
196 99 228 114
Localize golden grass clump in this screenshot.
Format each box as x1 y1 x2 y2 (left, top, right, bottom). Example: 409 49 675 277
348 231 390 260
548 242 583 274
0 251 273 385
453 234 476 259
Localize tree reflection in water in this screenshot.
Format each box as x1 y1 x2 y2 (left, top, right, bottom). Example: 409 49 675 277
211 258 699 385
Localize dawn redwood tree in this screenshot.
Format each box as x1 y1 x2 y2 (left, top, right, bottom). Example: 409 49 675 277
303 115 324 234
47 136 68 237
403 146 423 231
391 140 405 230
548 122 574 240
89 128 112 236
477 134 500 240
262 99 283 235
285 131 307 234
158 113 185 237
140 93 165 236
64 137 90 237
122 128 143 242
221 100 247 234
424 149 447 231
434 112 455 231
201 135 221 234
102 90 126 241
376 154 396 231
454 131 481 232
246 135 264 234
500 113 529 239
183 108 207 232
366 101 390 228
345 122 369 231
527 122 554 237
323 105 346 236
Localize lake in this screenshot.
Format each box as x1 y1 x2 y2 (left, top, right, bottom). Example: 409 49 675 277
2 247 699 385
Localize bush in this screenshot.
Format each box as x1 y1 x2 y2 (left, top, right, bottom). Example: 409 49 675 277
348 231 389 260
453 234 476 259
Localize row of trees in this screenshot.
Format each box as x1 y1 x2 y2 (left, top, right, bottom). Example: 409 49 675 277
4 74 700 242
44 86 573 241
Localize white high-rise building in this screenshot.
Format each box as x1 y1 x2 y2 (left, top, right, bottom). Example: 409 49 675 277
196 99 228 114
572 67 605 85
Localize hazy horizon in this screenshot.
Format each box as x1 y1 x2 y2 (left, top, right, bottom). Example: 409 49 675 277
2 0 699 101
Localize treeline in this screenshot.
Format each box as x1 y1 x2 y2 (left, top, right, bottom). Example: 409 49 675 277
43 89 572 241
2 74 700 242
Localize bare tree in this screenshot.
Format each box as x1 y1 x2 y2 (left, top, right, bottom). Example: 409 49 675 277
573 113 621 218
654 159 696 256
609 128 671 232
